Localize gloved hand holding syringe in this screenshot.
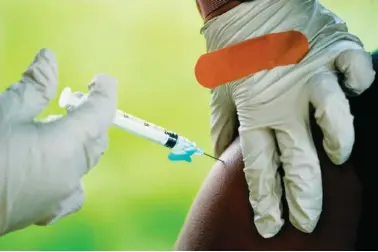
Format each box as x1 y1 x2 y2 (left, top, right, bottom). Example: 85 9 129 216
59 87 224 163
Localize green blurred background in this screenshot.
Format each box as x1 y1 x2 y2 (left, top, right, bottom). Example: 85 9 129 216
0 0 376 250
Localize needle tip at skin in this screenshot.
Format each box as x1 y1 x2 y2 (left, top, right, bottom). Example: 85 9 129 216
204 152 226 164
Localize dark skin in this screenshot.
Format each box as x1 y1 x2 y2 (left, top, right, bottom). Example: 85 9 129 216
175 52 378 250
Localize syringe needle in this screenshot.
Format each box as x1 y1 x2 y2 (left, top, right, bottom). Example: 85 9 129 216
204 152 226 164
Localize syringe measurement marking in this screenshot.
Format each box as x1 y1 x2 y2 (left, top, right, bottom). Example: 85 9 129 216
164 131 178 149
122 112 178 149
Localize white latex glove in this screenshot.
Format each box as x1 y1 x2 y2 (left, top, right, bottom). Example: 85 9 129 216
0 48 117 235
203 0 375 238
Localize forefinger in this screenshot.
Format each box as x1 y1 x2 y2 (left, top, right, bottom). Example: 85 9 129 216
274 119 323 234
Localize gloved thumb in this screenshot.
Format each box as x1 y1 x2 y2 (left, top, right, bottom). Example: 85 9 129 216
210 90 238 157
64 73 117 144
0 48 58 123
65 74 117 170
335 49 375 96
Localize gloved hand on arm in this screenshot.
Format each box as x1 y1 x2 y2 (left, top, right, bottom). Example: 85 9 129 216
204 0 376 238
0 48 117 235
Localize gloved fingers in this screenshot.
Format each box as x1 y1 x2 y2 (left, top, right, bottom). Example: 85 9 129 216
274 122 322 234
210 88 238 157
41 74 115 175
65 73 117 142
35 182 85 226
239 127 283 238
0 48 58 123
82 131 108 173
308 71 354 165
335 49 375 95
50 116 109 176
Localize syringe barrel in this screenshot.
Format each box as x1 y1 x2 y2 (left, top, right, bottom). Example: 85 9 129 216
113 111 178 147
59 88 180 148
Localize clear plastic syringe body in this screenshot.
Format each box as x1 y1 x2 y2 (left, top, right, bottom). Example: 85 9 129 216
113 110 177 147
58 88 198 151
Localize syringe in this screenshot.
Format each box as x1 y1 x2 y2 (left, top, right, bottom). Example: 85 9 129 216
58 87 224 163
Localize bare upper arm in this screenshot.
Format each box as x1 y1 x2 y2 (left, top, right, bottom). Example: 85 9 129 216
175 123 362 250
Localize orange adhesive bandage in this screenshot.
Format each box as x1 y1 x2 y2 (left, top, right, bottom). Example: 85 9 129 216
195 30 309 89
